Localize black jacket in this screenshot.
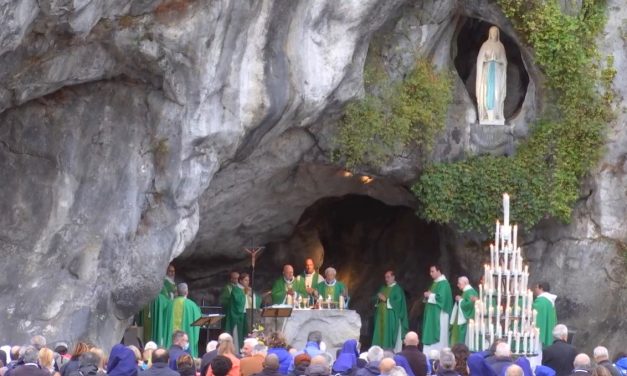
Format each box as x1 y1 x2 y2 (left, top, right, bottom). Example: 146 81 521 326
252 368 284 376
598 361 621 376
542 340 578 376
11 364 50 376
69 364 100 376
141 363 180 376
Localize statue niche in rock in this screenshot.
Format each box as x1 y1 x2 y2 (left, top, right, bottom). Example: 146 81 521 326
476 26 507 125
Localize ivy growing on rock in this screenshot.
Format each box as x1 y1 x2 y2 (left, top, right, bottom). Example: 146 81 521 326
412 0 615 233
334 59 453 169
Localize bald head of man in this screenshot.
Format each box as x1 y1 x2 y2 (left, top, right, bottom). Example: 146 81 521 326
283 265 294 280
404 331 419 346
379 358 396 374
573 353 591 371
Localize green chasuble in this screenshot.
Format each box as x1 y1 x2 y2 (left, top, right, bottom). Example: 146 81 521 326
422 277 453 345
271 277 306 304
219 283 235 329
532 293 557 348
315 280 346 303
449 286 478 345
225 285 247 350
139 278 176 346
372 283 408 350
164 297 202 358
220 283 236 310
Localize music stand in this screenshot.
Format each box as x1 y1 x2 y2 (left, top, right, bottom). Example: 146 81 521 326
191 314 225 328
261 307 293 332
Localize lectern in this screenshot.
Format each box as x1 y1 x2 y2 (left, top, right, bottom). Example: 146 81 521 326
261 307 292 332
191 314 225 328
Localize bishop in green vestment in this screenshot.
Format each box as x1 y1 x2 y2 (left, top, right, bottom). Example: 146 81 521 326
271 265 306 304
372 270 408 352
422 265 453 350
164 283 202 358
533 282 557 348
449 276 478 345
315 267 347 304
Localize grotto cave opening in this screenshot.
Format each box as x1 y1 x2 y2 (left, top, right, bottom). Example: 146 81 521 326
176 193 471 347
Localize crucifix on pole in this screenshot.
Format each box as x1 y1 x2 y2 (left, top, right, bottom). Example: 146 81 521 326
244 241 264 332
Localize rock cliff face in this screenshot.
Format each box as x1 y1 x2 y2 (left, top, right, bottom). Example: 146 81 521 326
0 0 625 352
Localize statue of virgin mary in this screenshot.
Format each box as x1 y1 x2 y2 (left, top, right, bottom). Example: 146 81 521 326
476 26 507 125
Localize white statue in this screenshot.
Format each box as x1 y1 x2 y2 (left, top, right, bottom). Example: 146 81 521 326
476 26 507 125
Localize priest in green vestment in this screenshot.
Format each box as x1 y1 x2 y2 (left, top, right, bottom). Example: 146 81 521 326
532 282 557 348
164 283 202 358
224 272 261 349
422 265 453 352
139 264 177 346
449 276 478 345
372 270 408 352
299 258 323 305
271 265 306 304
314 267 347 304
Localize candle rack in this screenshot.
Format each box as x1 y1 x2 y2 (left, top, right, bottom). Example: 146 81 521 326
467 193 540 356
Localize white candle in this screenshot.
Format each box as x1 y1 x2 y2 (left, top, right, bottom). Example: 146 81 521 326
513 224 518 252
468 319 474 349
503 193 510 228
496 220 500 247
515 331 520 354
504 239 509 272
490 245 495 269
522 332 528 354
507 331 513 348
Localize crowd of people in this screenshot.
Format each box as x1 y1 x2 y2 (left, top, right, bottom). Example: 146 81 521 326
1 324 626 376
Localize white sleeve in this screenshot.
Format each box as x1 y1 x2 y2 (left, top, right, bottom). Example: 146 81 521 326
427 293 436 304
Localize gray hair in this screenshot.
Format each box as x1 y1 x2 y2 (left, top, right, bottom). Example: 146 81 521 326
307 331 322 344
79 352 101 367
30 335 46 350
367 346 384 362
495 342 511 358
593 346 609 360
243 338 259 347
439 352 456 370
324 267 337 276
253 344 267 356
177 283 188 296
22 346 38 364
389 366 408 376
458 276 469 285
552 324 568 340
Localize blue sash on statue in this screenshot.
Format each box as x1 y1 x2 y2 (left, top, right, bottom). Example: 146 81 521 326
486 60 496 110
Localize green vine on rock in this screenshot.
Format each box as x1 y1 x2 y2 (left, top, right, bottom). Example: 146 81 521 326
413 0 615 233
334 59 453 169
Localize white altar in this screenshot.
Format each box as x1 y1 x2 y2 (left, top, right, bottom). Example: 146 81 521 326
247 309 362 356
